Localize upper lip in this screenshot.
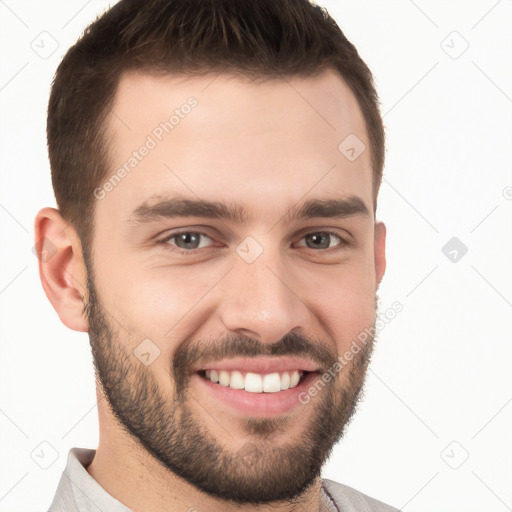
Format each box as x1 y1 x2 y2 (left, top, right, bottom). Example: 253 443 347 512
192 356 319 374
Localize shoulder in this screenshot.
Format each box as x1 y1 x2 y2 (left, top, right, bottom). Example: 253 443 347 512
322 478 402 512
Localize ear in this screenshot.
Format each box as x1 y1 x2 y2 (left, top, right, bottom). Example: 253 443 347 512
374 220 386 287
34 207 89 332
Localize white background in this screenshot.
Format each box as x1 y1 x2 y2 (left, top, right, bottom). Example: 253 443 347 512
1 1 511 511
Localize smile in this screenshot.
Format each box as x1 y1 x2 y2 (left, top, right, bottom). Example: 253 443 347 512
200 369 306 393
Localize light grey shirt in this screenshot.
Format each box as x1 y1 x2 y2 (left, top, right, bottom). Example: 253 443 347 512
48 448 401 512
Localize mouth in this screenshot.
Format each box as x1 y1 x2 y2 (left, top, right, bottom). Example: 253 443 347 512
191 357 321 417
198 368 309 393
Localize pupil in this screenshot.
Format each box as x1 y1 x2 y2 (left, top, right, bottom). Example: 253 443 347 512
307 233 329 249
178 233 199 248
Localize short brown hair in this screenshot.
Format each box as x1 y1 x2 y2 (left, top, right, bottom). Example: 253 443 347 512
48 0 385 254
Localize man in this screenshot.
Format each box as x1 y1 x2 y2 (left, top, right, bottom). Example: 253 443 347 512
35 0 399 510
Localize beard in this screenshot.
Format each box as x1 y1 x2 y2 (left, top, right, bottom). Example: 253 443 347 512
82 251 377 505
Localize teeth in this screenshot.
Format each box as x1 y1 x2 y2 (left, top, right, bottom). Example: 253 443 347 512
290 370 300 387
263 373 281 393
280 372 291 390
219 370 230 386
203 369 305 393
230 370 245 389
245 372 263 392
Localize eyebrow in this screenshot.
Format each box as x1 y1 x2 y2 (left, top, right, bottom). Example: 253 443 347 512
127 195 369 225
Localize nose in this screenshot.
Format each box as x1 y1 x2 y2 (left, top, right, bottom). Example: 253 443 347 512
216 252 311 344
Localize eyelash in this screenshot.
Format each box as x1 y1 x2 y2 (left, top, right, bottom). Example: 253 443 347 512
158 230 351 254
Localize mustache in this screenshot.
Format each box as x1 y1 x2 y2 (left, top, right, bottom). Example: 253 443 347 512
172 331 338 393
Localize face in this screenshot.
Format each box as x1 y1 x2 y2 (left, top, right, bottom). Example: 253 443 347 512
84 69 385 504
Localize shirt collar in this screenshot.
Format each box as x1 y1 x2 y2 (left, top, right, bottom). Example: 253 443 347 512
52 447 132 512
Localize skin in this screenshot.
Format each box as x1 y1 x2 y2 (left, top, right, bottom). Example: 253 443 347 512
35 69 386 512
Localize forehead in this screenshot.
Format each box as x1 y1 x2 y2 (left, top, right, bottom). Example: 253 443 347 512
99 69 373 226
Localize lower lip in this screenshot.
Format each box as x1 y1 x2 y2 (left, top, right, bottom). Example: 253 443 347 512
193 372 318 418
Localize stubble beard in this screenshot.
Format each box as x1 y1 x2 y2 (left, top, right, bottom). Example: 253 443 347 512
83 253 377 504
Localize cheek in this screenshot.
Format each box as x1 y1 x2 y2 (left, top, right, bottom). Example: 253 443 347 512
299 264 376 350
98 260 226 347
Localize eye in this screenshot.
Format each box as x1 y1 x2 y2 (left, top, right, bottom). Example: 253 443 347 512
158 230 348 254
296 231 345 250
162 232 214 250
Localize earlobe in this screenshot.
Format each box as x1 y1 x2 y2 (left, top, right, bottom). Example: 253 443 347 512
34 207 89 332
374 220 386 287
